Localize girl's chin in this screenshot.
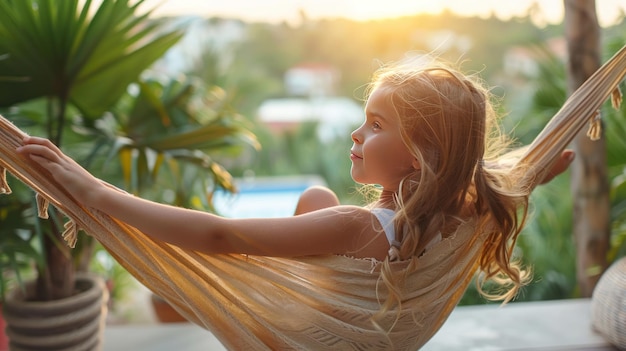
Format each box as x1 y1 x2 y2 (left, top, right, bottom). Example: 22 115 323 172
349 170 362 183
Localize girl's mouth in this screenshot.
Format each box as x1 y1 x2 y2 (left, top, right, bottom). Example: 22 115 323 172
350 152 362 160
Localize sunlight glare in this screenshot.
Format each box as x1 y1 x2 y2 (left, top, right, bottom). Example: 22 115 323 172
143 0 625 27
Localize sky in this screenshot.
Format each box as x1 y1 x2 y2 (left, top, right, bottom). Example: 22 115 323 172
142 0 626 27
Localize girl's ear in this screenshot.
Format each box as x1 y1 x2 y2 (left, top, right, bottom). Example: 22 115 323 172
412 159 420 170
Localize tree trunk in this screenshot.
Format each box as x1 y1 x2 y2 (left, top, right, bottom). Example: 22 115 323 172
35 216 75 301
563 0 610 297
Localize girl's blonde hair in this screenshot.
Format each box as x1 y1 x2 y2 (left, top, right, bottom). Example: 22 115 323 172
367 56 531 314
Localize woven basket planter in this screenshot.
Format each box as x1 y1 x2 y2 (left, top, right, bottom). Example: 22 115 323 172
2 273 108 351
591 257 626 349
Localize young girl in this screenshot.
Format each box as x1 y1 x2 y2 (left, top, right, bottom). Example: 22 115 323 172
17 59 572 324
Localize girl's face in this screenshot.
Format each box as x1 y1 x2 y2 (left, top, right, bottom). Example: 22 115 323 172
350 86 417 191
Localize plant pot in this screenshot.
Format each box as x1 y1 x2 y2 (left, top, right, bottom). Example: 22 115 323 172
0 303 8 351
150 293 188 323
591 257 626 349
2 273 108 351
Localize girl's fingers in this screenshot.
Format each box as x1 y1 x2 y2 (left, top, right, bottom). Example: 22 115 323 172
28 153 55 168
24 136 52 145
17 144 58 162
22 136 63 156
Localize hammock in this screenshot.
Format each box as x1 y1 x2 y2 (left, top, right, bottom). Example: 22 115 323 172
1 45 625 350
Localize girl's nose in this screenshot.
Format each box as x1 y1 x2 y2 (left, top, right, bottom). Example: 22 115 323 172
351 126 362 144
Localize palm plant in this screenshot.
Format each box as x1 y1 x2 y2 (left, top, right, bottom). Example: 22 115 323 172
0 0 184 301
83 75 260 209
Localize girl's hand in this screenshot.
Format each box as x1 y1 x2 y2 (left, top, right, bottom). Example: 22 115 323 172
17 136 104 206
540 149 575 184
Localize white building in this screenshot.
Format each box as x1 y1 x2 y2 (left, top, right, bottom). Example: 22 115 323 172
257 61 362 142
257 96 363 142
284 63 340 97
152 16 247 75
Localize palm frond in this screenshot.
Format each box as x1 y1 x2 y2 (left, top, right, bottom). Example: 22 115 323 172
0 0 184 119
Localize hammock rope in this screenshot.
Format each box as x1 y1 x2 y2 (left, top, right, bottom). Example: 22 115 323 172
1 44 625 350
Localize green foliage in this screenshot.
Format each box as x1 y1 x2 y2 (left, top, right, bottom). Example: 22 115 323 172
78 75 260 208
460 35 626 305
604 39 626 262
0 0 187 301
89 244 136 305
0 0 184 120
0 181 43 301
229 12 551 101
515 177 577 301
492 44 576 301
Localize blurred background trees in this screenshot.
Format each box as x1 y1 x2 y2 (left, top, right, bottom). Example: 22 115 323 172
1 0 625 311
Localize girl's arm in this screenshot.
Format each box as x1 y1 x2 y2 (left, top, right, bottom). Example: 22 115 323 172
17 137 385 258
92 188 370 257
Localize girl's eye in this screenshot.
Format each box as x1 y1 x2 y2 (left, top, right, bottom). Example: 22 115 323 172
372 122 382 130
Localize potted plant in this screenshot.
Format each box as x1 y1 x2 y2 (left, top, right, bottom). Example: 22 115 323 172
0 0 184 348
93 74 260 323
0 181 43 351
1 0 261 342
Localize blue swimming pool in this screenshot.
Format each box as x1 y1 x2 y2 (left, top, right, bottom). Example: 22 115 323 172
212 175 326 218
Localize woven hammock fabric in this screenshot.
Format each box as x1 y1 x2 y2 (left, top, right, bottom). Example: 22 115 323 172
1 45 625 350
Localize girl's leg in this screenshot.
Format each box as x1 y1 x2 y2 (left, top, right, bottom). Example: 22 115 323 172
294 186 340 215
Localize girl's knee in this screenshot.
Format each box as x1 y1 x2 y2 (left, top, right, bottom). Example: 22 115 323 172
294 186 340 215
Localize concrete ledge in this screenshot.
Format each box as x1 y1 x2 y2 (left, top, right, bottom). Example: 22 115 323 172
103 298 616 350
104 323 224 351
424 298 615 350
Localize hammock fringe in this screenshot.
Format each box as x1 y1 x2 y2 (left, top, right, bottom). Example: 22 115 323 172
587 110 602 141
585 85 622 141
35 192 49 219
0 166 11 194
611 86 622 109
62 219 78 249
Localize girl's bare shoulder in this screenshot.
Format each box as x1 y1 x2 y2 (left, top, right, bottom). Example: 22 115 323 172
219 205 384 258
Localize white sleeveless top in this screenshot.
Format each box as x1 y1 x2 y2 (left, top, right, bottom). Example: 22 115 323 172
371 207 442 251
371 208 399 247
